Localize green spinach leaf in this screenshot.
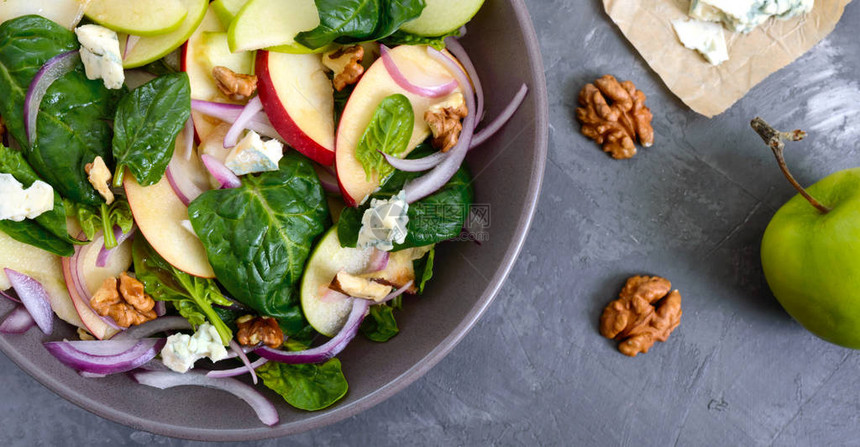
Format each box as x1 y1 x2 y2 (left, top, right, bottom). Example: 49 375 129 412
338 143 473 250
0 16 124 205
360 304 399 342
65 198 133 248
188 153 329 336
412 247 434 294
381 28 460 50
132 236 233 344
296 0 425 49
256 358 349 411
112 73 191 187
355 94 413 181
0 145 76 256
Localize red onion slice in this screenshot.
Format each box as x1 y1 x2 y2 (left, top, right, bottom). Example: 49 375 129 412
201 154 241 189
316 166 340 194
25 50 80 146
444 37 484 123
123 35 141 61
256 298 370 364
191 100 280 140
380 45 458 98
470 84 529 148
131 370 279 426
166 160 207 206
229 339 258 384
381 150 446 172
381 280 414 304
206 357 268 380
0 289 21 303
0 306 36 334
366 249 390 273
44 338 164 375
403 48 476 203
61 338 143 356
68 232 122 330
96 226 136 268
181 117 195 160
224 96 263 148
155 301 166 317
4 269 54 334
113 316 192 340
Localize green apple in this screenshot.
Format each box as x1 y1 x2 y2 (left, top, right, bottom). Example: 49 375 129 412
0 0 85 30
120 0 208 68
400 0 485 37
228 0 320 54
84 0 188 37
211 0 248 28
755 117 860 349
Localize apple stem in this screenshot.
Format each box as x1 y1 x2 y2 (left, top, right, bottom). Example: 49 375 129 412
751 117 831 215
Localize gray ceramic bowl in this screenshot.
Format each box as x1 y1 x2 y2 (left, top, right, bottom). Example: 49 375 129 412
0 0 547 440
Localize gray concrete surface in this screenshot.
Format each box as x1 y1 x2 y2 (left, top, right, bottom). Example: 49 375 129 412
3 1 860 445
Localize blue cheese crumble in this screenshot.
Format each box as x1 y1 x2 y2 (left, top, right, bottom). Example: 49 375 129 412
225 131 284 176
690 0 815 34
0 173 54 222
357 190 409 252
74 24 124 90
160 323 229 373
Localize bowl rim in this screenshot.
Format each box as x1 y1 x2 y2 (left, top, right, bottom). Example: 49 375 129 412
0 0 548 440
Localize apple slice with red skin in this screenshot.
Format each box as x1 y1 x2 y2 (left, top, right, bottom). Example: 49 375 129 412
335 45 462 206
124 172 215 279
256 50 336 165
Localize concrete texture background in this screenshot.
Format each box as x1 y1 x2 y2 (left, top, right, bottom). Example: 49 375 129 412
3 1 860 445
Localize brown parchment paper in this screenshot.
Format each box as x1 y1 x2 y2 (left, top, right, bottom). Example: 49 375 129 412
603 0 852 117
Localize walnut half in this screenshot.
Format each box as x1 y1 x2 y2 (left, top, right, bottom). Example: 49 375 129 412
236 315 284 348
323 45 365 91
599 276 682 357
576 75 654 160
212 66 258 101
90 272 156 328
85 156 114 205
425 92 468 153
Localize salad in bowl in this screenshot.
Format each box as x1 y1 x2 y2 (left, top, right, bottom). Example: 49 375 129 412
0 0 527 425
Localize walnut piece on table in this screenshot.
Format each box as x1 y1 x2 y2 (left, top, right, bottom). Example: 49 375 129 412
212 66 258 101
90 272 156 328
425 92 469 153
576 75 654 160
599 275 682 357
236 315 284 348
323 45 365 92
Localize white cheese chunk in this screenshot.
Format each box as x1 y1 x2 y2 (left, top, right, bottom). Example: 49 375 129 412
75 24 125 90
160 323 228 374
0 173 54 222
357 190 409 252
672 19 730 66
224 131 284 176
690 0 814 34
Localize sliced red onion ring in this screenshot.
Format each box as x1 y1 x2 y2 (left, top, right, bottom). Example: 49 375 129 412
166 161 207 206
181 117 195 160
366 249 390 273
380 45 458 98
201 154 241 189
381 150 446 172
470 84 529 148
206 357 268 380
403 48 476 203
0 289 20 303
60 338 142 356
444 37 484 123
123 35 141 60
191 100 281 140
68 232 122 330
131 370 279 426
224 96 263 148
0 306 36 334
225 340 260 384
381 280 414 304
316 166 340 194
25 50 80 146
4 269 54 334
44 338 164 375
113 316 192 340
96 226 136 268
155 301 166 317
256 298 370 364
